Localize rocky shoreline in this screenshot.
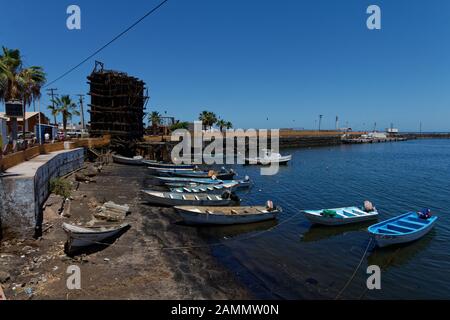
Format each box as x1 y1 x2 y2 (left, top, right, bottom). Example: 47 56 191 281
0 162 250 300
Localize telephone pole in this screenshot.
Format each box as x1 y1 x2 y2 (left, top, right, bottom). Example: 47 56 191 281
76 94 86 130
318 115 323 131
46 88 58 125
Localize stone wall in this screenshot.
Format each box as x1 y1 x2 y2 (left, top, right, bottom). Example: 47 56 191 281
0 148 84 238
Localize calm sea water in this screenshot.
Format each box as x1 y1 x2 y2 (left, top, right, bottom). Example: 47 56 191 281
197 139 450 299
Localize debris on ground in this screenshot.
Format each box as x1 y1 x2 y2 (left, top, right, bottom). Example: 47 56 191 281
94 202 130 222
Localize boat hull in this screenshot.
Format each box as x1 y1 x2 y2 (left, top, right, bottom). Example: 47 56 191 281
303 207 379 226
143 160 195 169
368 212 438 248
175 207 279 225
112 155 143 165
62 223 129 250
141 191 237 207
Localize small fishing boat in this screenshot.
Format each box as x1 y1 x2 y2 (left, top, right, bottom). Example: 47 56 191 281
150 167 236 180
62 222 130 251
141 190 240 206
174 202 281 225
170 179 251 194
245 149 292 165
152 176 224 186
303 205 379 226
112 154 144 165
368 210 438 248
143 160 195 169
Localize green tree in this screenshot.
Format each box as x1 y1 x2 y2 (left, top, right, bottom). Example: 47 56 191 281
0 47 46 137
52 95 80 133
225 121 233 130
198 110 217 130
47 104 58 125
149 111 161 134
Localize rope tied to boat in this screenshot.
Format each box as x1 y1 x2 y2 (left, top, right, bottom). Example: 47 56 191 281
334 237 374 300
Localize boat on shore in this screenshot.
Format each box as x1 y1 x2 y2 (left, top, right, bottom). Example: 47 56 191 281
112 154 144 165
151 167 236 180
170 179 251 194
152 176 224 186
141 190 240 206
303 206 379 226
368 211 437 248
143 160 195 169
245 149 292 165
62 222 130 251
174 203 281 225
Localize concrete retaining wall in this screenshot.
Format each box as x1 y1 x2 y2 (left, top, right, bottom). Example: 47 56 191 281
0 148 84 238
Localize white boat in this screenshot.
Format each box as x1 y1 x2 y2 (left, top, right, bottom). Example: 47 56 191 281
174 205 281 225
112 154 144 165
303 206 379 226
245 149 292 165
170 180 250 194
141 190 240 206
62 222 130 251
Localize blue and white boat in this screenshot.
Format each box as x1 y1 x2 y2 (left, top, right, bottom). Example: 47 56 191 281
368 211 438 248
150 167 236 180
142 160 195 169
303 206 379 226
170 179 251 194
153 176 225 186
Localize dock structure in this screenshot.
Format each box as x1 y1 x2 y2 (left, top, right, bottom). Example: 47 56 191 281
87 61 147 140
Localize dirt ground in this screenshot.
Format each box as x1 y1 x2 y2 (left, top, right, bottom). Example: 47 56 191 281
0 162 250 300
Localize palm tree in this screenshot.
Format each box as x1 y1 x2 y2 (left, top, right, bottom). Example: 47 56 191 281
225 121 233 130
53 95 79 133
198 110 217 130
47 104 58 125
216 119 226 132
0 47 46 137
149 111 161 134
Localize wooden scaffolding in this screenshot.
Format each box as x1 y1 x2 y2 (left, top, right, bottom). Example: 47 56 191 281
87 61 148 140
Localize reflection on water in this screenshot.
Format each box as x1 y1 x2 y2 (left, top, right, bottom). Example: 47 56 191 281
198 219 278 239
301 221 374 243
367 230 435 271
198 140 450 299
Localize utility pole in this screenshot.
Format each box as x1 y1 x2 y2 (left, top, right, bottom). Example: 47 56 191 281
318 115 323 131
46 88 58 126
76 94 86 131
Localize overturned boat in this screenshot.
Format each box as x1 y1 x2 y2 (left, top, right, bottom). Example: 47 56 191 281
141 190 240 207
174 202 282 225
62 222 130 251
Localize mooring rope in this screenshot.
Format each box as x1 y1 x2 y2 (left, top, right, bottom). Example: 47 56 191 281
334 237 374 300
68 208 303 252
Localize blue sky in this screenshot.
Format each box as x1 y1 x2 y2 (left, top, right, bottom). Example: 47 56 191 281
1 0 449 131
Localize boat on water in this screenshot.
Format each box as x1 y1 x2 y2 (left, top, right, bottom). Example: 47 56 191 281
170 179 251 194
143 159 195 169
152 175 224 186
112 154 144 165
141 190 240 206
174 202 281 225
151 167 236 180
303 204 379 226
368 210 438 248
62 222 130 251
245 149 292 165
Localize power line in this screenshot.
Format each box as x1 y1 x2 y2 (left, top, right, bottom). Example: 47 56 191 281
45 0 169 88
